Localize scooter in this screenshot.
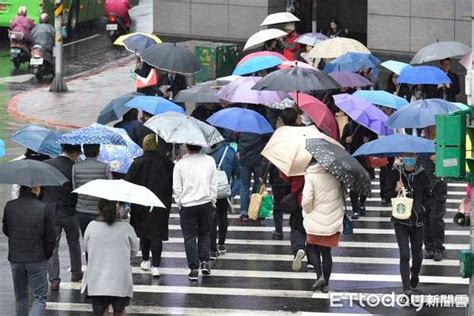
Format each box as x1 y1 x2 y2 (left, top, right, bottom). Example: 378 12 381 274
30 45 54 82
106 13 128 42
9 31 30 69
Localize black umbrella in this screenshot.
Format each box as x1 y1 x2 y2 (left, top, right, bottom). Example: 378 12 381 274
140 43 201 75
174 81 220 103
0 160 69 187
305 138 371 196
97 92 142 125
252 66 341 92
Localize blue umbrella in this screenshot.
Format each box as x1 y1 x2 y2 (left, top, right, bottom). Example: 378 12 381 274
0 139 5 158
353 90 408 110
386 98 459 129
323 52 381 73
207 108 273 134
353 134 435 157
11 125 61 157
397 66 451 85
125 96 185 115
380 60 412 75
59 125 127 145
233 56 282 76
97 92 141 125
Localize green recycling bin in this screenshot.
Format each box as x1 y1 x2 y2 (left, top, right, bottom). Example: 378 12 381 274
435 144 465 178
435 113 466 146
194 42 239 83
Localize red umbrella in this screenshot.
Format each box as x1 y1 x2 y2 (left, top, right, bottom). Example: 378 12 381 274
290 92 339 140
238 51 288 65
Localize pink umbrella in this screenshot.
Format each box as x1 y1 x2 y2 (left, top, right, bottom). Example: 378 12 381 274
290 92 339 140
329 71 373 88
237 51 288 66
278 60 316 70
460 52 472 70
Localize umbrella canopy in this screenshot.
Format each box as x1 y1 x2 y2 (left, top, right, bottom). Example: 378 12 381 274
215 76 285 105
306 138 371 196
123 33 161 54
353 134 435 157
140 42 201 75
233 55 282 76
380 60 413 75
0 159 69 187
278 60 315 70
237 52 287 65
252 66 340 92
114 32 161 46
323 52 380 73
308 37 370 59
452 102 470 112
260 12 300 26
59 125 126 146
333 94 393 136
97 92 141 125
328 72 373 88
410 41 472 64
73 179 165 208
295 32 328 46
207 108 273 135
261 125 342 177
11 125 61 157
386 98 459 129
289 92 339 140
460 52 472 70
353 90 408 110
0 139 4 158
243 29 288 51
174 81 221 104
145 112 224 147
397 66 451 85
125 95 186 115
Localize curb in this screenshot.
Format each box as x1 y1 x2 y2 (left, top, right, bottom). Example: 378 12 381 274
6 56 135 130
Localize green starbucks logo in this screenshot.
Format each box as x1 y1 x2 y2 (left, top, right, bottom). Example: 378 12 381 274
396 204 406 214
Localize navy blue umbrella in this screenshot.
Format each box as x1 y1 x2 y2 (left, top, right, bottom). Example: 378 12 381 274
353 134 435 157
11 125 61 157
123 34 160 54
59 125 127 146
97 92 142 125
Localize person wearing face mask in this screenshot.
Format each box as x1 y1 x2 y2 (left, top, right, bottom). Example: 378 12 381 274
384 154 430 297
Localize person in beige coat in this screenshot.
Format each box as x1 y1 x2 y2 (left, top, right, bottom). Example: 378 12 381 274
302 162 344 292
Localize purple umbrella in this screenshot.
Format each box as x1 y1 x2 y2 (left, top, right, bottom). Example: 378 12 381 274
329 72 373 88
215 76 285 105
333 93 393 136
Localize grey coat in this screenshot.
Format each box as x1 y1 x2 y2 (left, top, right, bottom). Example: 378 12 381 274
81 221 139 297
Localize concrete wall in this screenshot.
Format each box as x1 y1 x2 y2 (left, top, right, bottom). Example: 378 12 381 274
367 0 472 53
153 0 287 42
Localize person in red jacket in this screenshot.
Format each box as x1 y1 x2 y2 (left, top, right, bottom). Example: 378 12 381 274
104 0 131 30
280 23 300 61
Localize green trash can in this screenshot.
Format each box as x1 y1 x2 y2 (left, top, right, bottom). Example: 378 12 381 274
194 42 239 83
435 113 466 146
435 144 465 178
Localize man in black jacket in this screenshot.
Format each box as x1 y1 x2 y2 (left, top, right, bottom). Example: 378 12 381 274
3 185 56 315
41 144 82 290
438 58 460 102
158 71 187 111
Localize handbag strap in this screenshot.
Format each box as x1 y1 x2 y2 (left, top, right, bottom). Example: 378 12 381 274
217 146 229 170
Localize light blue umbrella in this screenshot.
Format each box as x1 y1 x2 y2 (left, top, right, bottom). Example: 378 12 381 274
397 66 451 85
233 56 282 76
0 139 5 158
59 125 127 146
97 92 141 125
295 32 328 46
125 96 185 115
380 60 412 75
11 125 61 157
386 98 459 129
452 102 470 112
353 90 408 110
323 52 381 73
207 108 273 134
353 134 435 157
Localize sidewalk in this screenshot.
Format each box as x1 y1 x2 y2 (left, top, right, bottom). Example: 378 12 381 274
7 58 136 130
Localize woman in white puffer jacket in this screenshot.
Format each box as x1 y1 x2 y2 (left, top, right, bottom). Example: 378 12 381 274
302 162 345 293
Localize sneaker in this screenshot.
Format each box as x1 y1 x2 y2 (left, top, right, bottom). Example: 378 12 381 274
307 263 314 270
351 211 359 220
410 273 419 289
50 281 60 291
217 245 227 254
201 261 211 276
292 249 305 272
140 260 151 271
151 267 160 278
433 252 443 262
271 231 283 240
359 205 366 216
188 269 199 281
400 290 412 305
311 277 326 291
381 198 389 206
424 250 434 259
239 214 249 223
209 251 219 260
71 271 83 282
321 285 329 293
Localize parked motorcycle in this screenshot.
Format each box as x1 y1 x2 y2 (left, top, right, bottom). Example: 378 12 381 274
106 13 128 42
9 31 30 69
30 45 54 82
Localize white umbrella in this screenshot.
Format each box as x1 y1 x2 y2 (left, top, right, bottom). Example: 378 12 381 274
73 179 165 208
260 12 300 26
244 29 288 51
410 41 472 64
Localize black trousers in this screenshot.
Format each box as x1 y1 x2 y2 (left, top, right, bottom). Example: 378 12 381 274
210 199 229 251
379 158 394 201
393 222 423 291
140 238 163 267
350 191 366 212
424 200 447 253
307 244 332 285
289 208 306 256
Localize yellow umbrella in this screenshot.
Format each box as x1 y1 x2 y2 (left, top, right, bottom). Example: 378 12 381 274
261 125 343 177
308 37 370 59
114 32 162 46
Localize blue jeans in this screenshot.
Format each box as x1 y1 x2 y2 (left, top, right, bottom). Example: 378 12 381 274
11 260 48 316
239 165 262 215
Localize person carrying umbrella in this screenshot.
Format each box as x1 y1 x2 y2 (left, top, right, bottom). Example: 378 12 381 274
125 134 174 277
438 58 460 102
113 108 142 139
279 23 300 61
157 71 188 111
